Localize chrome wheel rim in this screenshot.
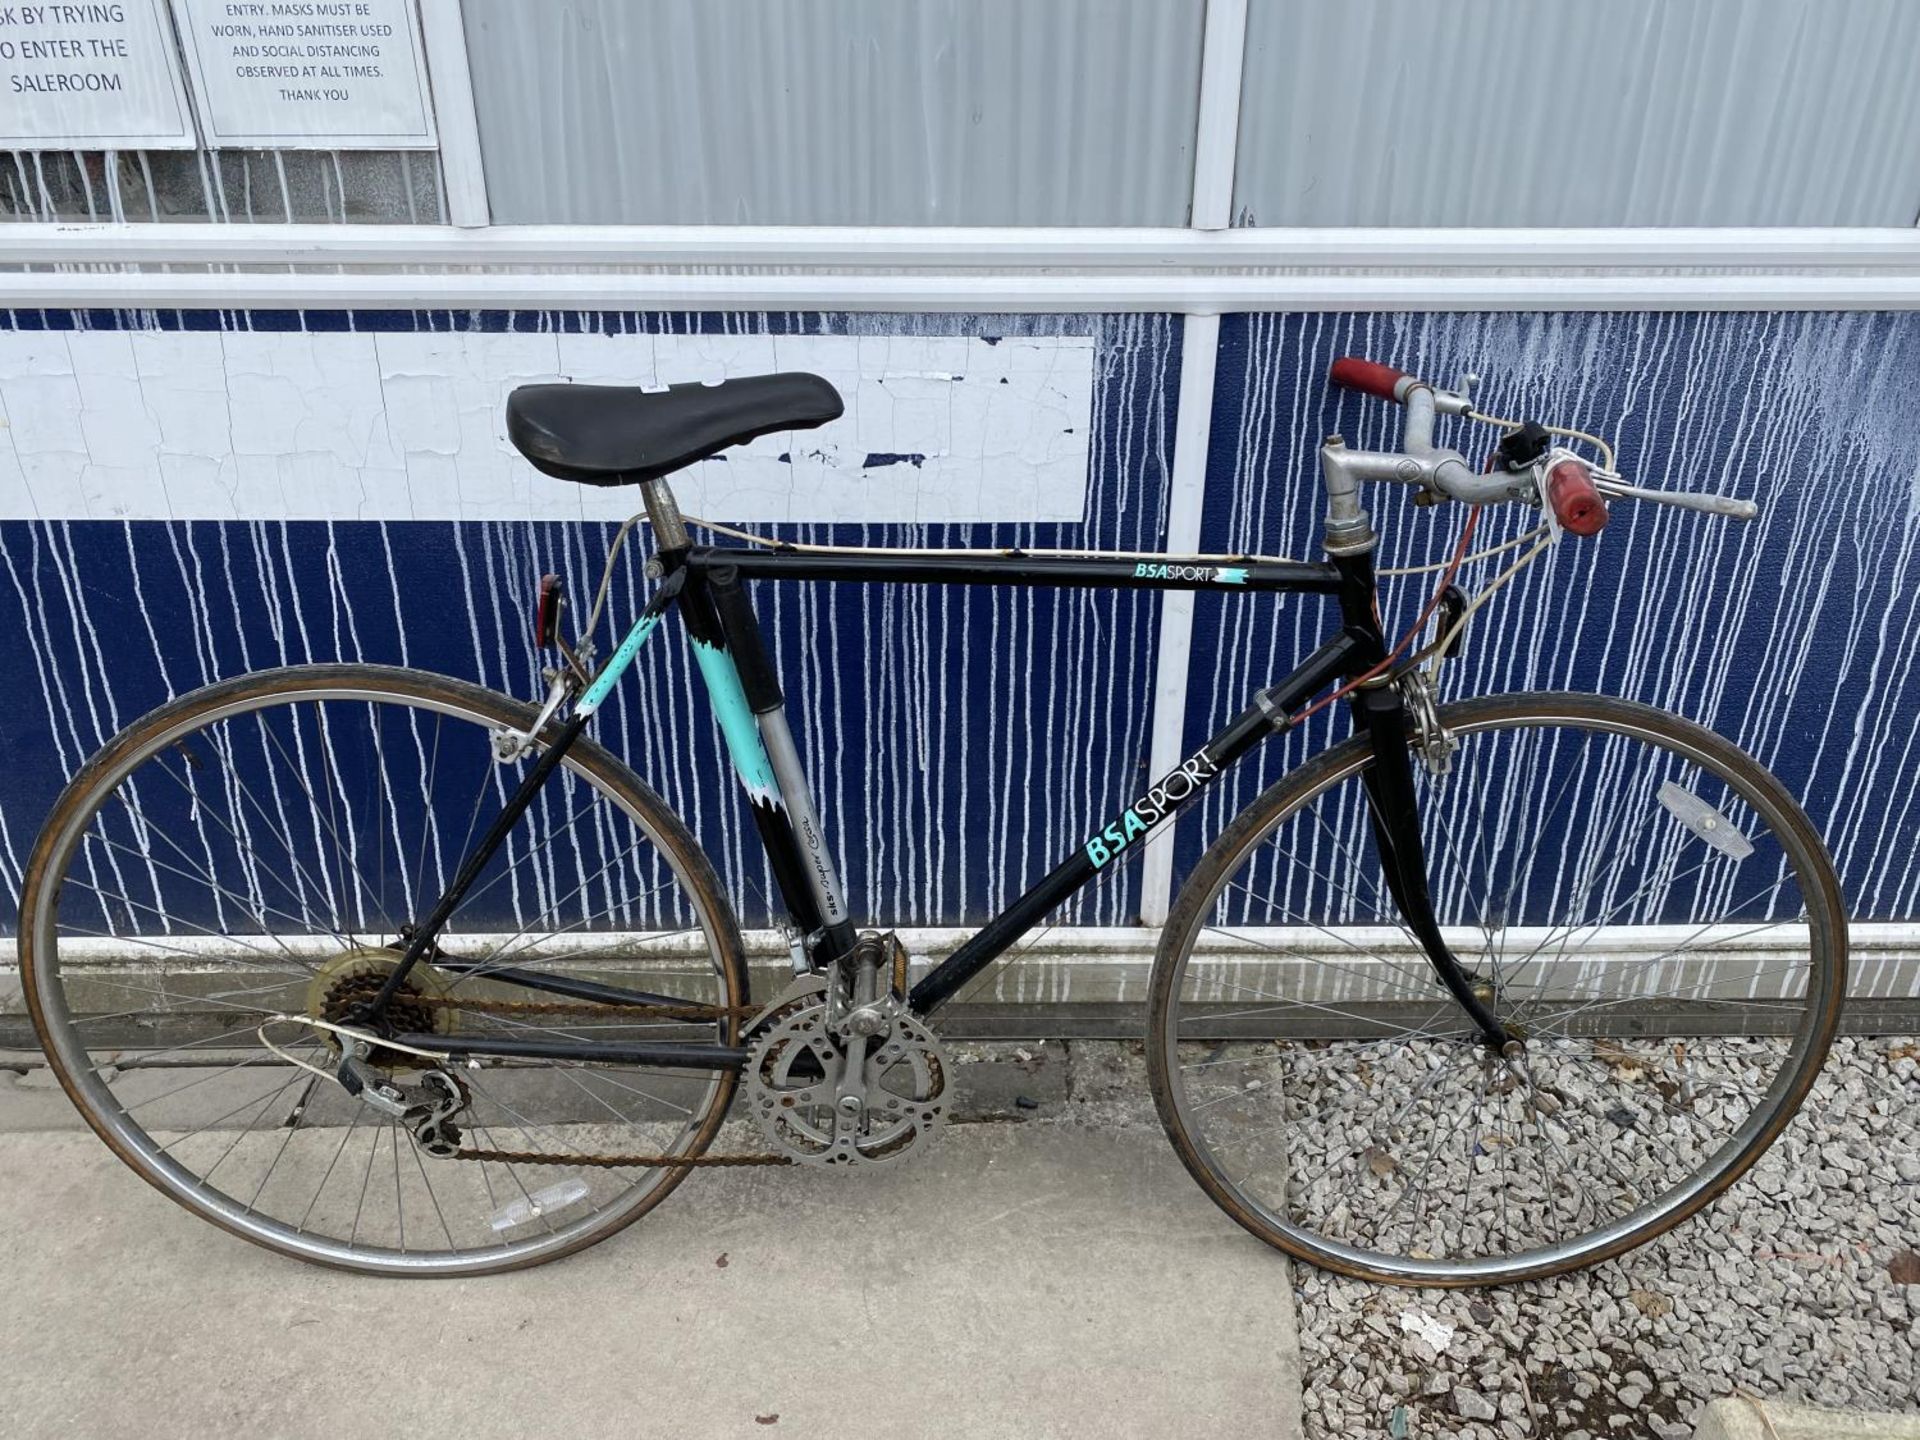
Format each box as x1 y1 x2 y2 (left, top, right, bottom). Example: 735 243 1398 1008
26 675 740 1275
1156 702 1842 1284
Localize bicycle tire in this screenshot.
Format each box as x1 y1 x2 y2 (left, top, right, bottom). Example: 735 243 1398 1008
21 663 749 1276
1147 691 1847 1286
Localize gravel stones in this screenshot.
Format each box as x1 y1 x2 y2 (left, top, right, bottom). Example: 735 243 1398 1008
1294 1036 1920 1439
1454 1388 1497 1420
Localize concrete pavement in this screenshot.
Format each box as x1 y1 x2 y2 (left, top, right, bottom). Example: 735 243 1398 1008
0 1079 1304 1440
1692 1399 1920 1440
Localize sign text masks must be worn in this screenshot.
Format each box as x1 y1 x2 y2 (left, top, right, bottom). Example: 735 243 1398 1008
171 0 435 148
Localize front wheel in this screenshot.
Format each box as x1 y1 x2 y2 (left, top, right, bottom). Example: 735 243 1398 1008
1147 692 1846 1286
21 664 748 1276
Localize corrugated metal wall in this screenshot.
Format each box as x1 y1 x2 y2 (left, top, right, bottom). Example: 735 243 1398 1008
454 0 1920 229
17 1 1920 228
461 0 1207 225
1232 0 1920 226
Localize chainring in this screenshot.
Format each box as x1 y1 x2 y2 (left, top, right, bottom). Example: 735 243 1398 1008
746 1001 948 1168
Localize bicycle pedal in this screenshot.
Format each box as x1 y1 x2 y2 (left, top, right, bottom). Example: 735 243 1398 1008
884 930 911 1002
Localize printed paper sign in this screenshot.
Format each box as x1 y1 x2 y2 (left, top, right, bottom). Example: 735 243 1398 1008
0 0 196 149
170 0 435 148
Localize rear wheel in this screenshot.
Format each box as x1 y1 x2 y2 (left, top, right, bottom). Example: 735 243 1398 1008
1147 692 1846 1285
21 664 747 1276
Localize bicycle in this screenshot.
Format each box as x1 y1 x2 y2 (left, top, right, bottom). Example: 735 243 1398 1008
17 357 1846 1285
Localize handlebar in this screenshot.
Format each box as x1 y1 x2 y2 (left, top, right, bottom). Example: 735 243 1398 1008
1328 356 1414 403
1324 354 1758 532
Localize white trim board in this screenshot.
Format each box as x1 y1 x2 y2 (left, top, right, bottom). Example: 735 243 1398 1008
5 225 1920 311
1138 314 1219 927
1187 0 1247 230
9 223 1920 269
415 0 489 226
6 269 1919 313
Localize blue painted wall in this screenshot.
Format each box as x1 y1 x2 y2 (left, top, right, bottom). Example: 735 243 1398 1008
1185 310 1920 922
0 309 1177 932
3 307 1917 935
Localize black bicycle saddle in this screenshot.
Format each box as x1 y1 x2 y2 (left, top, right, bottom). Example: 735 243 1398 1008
507 373 844 486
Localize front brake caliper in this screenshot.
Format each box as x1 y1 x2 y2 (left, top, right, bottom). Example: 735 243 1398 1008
1399 669 1458 777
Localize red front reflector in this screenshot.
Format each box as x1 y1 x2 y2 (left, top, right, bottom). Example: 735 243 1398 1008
1545 459 1609 537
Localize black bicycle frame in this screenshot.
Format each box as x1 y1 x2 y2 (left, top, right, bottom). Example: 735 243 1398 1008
382 531 1509 1069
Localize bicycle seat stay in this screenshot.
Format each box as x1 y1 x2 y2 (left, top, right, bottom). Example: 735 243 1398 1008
507 372 844 486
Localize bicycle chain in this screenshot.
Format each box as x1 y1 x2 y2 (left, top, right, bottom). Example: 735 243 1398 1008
406 991 793 1169
415 993 764 1022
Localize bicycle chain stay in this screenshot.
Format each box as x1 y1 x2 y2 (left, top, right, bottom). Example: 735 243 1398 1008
406 991 794 1169
415 993 762 1022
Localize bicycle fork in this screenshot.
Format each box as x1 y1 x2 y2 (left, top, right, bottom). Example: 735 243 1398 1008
1352 683 1514 1051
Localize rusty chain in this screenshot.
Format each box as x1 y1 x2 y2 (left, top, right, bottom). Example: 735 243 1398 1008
406 991 794 1169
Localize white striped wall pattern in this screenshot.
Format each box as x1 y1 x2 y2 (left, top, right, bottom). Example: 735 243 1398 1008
0 308 1914 937
1186 310 1920 925
0 309 1175 932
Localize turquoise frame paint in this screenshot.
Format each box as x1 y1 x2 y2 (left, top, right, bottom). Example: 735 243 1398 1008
574 607 780 805
575 611 663 714
689 636 780 800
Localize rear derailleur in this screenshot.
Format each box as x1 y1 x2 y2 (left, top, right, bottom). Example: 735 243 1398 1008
332 1038 471 1158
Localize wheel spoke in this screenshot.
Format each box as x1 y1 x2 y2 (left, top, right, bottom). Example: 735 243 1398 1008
28 676 739 1273
1154 701 1839 1283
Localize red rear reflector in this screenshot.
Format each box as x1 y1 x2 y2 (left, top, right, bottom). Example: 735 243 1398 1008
534 574 564 646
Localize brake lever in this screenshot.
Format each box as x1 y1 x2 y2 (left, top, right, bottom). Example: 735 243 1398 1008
1588 470 1760 521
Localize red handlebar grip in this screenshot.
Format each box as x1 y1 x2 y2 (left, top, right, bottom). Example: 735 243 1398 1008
1329 356 1410 402
1545 459 1609 536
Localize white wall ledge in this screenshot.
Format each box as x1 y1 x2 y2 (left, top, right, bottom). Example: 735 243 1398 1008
7 223 1920 269
4 268 1920 313
2 224 1919 310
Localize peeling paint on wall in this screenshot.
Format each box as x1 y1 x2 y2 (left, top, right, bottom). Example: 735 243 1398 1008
4 306 1918 936
0 309 1176 935
0 329 1095 523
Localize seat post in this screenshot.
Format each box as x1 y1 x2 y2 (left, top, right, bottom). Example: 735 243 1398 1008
639 477 691 553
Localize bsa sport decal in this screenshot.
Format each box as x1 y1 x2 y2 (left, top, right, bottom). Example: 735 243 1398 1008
1085 749 1221 868
1133 563 1249 584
